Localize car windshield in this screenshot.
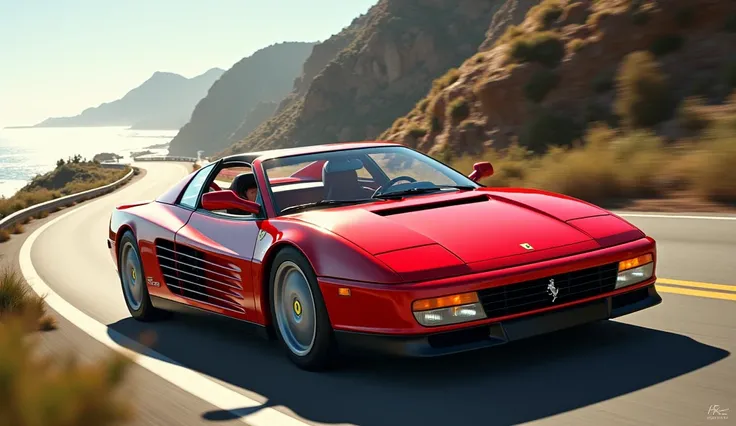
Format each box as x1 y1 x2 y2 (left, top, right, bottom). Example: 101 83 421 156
261 145 480 216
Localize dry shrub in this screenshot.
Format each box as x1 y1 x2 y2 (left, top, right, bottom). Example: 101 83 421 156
509 31 566 68
614 51 673 129
0 230 9 243
10 222 24 235
0 319 134 426
688 115 736 203
0 264 133 425
0 265 54 330
530 0 565 29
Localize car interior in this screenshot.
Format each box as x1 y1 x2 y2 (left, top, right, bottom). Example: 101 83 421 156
210 155 384 217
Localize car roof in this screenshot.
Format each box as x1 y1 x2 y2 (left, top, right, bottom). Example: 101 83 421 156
221 141 401 164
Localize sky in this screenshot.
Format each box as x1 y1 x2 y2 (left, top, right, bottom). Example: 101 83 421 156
0 0 377 127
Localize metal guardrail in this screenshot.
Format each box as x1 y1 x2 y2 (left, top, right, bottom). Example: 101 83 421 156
134 155 197 162
0 168 136 231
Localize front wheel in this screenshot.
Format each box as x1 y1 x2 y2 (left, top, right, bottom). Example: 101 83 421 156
269 247 337 371
118 231 169 321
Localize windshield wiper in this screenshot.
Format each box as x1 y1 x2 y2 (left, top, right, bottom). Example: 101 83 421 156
280 198 375 215
372 185 475 199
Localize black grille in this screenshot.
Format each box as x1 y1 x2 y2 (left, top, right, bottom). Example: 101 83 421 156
477 262 619 319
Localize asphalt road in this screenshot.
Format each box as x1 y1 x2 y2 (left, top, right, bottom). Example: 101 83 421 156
20 161 736 426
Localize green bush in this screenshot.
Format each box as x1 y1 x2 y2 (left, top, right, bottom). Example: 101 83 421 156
649 34 684 57
509 31 566 68
532 0 564 29
429 116 442 133
447 97 471 122
520 109 582 153
524 68 559 103
406 124 428 138
614 51 672 128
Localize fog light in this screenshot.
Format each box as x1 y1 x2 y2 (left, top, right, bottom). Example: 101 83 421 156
616 254 654 289
412 292 487 327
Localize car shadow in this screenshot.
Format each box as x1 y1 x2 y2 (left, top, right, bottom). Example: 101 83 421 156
107 313 729 426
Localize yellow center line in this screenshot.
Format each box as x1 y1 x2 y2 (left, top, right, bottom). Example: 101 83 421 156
655 278 736 302
656 285 736 302
657 278 736 293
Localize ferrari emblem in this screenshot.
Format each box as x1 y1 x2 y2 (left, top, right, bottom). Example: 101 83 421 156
293 299 302 316
258 230 267 241
547 278 559 302
520 243 534 250
131 268 137 281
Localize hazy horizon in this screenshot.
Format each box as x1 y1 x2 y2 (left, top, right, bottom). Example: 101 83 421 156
0 0 376 128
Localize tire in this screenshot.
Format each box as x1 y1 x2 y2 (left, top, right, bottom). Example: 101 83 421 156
118 231 169 321
269 247 337 371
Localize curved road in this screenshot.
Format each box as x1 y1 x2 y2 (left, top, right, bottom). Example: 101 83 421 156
19 162 736 426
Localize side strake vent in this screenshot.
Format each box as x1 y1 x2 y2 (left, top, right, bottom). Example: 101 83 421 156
154 239 245 314
372 194 489 216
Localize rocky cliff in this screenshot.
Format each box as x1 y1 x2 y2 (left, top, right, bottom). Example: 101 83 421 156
382 0 736 159
167 42 316 157
220 0 503 157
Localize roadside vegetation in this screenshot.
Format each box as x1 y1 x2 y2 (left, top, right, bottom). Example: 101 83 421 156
0 263 134 425
450 92 736 208
0 155 130 243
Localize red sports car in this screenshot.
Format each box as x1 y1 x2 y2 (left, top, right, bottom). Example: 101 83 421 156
108 142 661 370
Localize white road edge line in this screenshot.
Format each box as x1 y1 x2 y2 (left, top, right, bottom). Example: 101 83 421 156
18 180 310 426
616 213 736 221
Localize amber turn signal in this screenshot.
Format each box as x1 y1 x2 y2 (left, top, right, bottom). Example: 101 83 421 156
618 253 653 272
412 292 479 312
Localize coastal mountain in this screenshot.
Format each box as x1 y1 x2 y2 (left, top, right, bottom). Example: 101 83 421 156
382 0 736 159
166 42 316 157
219 0 502 157
33 68 225 130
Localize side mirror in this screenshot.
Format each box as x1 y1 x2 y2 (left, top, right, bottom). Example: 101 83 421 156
468 161 494 182
201 190 260 214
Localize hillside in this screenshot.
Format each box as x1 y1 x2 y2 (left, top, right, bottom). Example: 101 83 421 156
381 0 736 209
382 0 736 159
33 68 224 130
220 0 503 157
166 42 316 157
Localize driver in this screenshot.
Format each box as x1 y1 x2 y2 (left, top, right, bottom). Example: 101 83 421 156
230 172 258 202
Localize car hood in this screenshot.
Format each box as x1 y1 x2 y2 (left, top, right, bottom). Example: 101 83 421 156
292 191 637 266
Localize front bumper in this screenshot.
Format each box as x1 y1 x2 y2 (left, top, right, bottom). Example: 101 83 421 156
335 284 661 357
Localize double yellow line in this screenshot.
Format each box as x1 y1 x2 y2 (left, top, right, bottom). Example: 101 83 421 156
657 278 736 302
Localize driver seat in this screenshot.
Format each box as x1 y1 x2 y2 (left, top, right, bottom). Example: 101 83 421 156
322 159 364 201
228 172 256 214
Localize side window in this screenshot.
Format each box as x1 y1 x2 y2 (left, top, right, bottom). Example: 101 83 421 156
212 165 260 203
179 164 214 209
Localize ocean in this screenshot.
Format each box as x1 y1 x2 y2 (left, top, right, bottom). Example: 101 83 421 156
0 126 177 198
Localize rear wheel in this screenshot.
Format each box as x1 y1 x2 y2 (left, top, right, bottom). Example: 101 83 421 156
118 231 168 321
269 247 336 371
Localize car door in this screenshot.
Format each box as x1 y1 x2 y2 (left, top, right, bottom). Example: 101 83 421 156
171 165 262 322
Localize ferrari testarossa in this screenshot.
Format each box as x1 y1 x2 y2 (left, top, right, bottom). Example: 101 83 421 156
108 142 661 370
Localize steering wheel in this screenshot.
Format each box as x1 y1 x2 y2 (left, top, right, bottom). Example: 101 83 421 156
373 175 417 197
